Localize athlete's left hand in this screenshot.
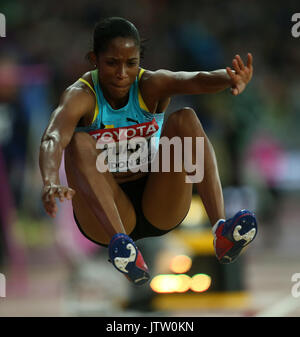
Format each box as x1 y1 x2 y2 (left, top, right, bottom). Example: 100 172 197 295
226 53 253 96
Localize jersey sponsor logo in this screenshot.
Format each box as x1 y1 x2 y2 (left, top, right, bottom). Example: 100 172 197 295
88 118 159 143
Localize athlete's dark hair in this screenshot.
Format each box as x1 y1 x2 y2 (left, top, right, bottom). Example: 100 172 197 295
89 17 145 59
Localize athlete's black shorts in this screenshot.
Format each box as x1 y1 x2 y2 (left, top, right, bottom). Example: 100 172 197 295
73 174 187 247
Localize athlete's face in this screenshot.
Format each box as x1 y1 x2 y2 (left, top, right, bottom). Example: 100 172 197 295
97 37 140 101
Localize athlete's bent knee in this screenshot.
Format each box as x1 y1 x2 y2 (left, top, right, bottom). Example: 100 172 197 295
70 132 93 147
167 107 202 134
68 132 96 155
65 133 99 170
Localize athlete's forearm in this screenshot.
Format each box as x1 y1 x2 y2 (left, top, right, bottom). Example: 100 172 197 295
195 69 233 93
39 136 63 186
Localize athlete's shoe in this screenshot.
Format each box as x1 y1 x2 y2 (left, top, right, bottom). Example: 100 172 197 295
108 233 150 286
212 209 257 264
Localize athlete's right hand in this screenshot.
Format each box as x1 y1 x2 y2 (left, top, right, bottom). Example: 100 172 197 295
42 184 75 218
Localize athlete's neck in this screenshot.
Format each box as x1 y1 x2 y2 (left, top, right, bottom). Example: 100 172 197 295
101 85 130 110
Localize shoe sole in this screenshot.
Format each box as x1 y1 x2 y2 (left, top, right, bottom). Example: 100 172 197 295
108 234 150 286
219 212 257 264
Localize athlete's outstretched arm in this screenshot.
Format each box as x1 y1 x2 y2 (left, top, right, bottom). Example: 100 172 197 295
147 53 253 99
39 87 94 217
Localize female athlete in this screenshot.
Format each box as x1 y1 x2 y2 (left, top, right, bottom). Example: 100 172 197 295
39 17 257 286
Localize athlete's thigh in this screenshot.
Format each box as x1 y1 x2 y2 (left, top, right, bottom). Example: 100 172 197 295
64 147 136 245
142 112 193 230
142 171 192 230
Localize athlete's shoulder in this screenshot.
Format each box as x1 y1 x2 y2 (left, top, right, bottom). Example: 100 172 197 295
139 68 174 87
61 71 94 101
60 73 95 110
70 71 95 94
139 68 173 102
80 71 93 83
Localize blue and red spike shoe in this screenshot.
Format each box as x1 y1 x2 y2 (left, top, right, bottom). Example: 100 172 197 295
212 209 257 264
108 233 150 286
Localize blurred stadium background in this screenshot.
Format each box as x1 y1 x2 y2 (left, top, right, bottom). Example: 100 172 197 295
1 0 300 317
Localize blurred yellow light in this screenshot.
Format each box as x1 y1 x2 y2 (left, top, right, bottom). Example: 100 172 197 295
151 273 212 294
190 273 211 292
151 274 191 293
150 275 178 293
176 274 191 293
181 195 208 227
170 255 192 274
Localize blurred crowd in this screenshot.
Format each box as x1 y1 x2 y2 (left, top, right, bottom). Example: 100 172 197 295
0 0 300 304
